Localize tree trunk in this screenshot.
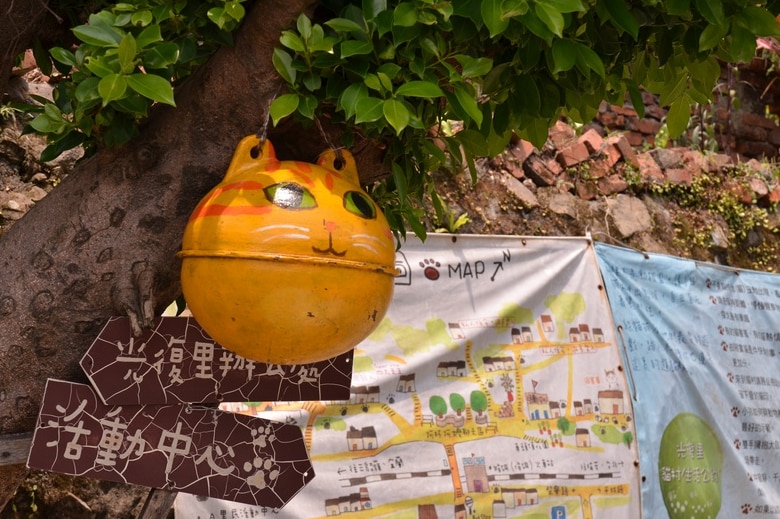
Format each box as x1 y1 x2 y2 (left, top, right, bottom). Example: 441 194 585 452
0 0 392 509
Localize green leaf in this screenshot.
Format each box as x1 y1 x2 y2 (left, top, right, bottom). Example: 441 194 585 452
142 42 179 69
502 0 529 17
75 77 101 103
694 0 724 26
383 99 410 134
354 97 385 123
534 2 564 37
551 39 577 74
225 1 245 21
363 0 387 20
658 71 688 105
126 73 175 106
699 22 729 52
575 43 605 78
117 34 137 74
341 40 374 57
339 83 369 119
272 48 296 84
457 128 488 155
395 80 444 98
734 7 780 37
454 84 483 126
729 24 757 62
136 24 162 48
393 3 418 27
280 31 305 52
604 0 638 40
72 24 122 47
624 79 645 119
40 131 87 162
131 10 153 26
518 117 550 148
33 39 53 76
667 0 690 16
514 74 541 115
325 18 365 32
269 93 299 125
50 47 77 67
457 56 493 79
294 13 312 41
298 95 318 119
666 93 692 138
482 0 510 37
99 73 128 106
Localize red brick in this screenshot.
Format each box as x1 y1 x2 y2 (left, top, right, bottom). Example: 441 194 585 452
630 117 663 135
706 153 732 172
589 158 612 179
765 185 780 204
523 154 558 186
725 179 754 204
636 153 664 183
664 168 693 185
578 128 605 154
681 150 708 177
549 120 577 149
505 159 525 180
738 112 779 130
612 104 639 118
625 131 644 147
575 180 598 200
605 133 638 167
598 175 629 195
508 139 536 163
749 177 769 198
544 158 563 176
556 141 591 168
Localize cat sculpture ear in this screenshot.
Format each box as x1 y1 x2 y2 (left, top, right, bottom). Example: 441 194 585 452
222 136 279 183
316 148 360 185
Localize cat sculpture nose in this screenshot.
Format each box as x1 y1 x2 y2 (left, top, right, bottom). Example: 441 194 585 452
323 219 337 232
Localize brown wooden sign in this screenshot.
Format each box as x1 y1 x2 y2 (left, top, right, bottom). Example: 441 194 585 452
80 316 353 405
27 380 314 508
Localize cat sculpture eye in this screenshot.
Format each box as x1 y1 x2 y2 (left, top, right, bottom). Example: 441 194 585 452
343 191 377 219
264 182 317 209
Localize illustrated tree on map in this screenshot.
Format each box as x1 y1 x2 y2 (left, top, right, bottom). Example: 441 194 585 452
430 395 448 419
544 293 587 340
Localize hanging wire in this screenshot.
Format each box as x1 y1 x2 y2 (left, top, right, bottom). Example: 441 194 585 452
251 85 282 158
314 114 345 169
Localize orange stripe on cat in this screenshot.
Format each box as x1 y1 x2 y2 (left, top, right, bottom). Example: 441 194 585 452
189 180 268 221
192 204 272 219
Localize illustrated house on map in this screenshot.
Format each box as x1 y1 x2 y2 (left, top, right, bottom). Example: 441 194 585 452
346 426 378 451
448 322 465 340
526 392 550 420
573 401 583 416
522 326 533 342
583 398 594 414
436 361 466 377
593 328 605 342
397 373 416 393
418 503 438 519
504 488 539 507
350 385 380 404
325 487 371 515
549 401 560 418
541 314 554 332
493 500 507 518
511 327 524 344
576 428 591 447
579 323 591 341
483 355 515 372
569 327 580 342
463 456 490 493
598 389 624 414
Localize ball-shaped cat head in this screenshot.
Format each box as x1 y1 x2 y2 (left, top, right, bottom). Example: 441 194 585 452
179 136 397 365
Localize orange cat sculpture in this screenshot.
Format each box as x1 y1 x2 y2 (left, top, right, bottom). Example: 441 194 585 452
179 136 397 364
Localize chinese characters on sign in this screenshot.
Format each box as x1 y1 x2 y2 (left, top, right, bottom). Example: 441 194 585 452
80 317 353 405
27 380 314 508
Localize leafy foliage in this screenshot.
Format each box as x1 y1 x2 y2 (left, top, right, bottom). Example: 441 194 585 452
25 0 246 161
271 0 780 236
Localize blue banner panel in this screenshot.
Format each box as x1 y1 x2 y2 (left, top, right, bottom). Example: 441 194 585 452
596 243 780 518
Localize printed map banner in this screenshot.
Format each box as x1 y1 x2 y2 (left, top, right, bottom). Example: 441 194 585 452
595 243 780 519
176 234 640 518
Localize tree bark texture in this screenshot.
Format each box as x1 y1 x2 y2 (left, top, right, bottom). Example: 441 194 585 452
0 0 393 509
